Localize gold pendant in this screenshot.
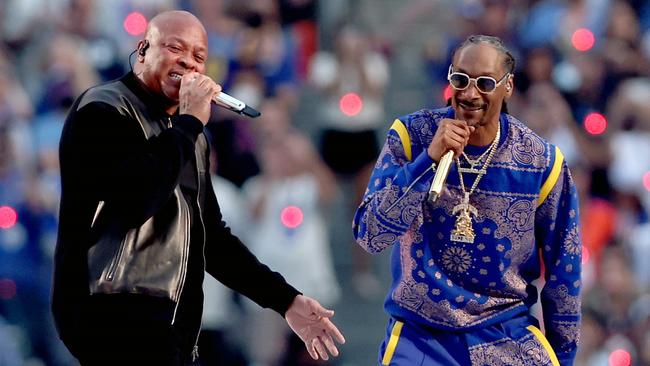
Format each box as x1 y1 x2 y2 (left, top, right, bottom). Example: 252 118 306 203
450 193 478 243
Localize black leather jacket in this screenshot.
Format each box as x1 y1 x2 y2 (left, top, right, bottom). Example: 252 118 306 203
83 77 205 306
52 73 299 354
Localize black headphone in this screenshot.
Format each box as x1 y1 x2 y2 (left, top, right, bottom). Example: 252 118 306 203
138 40 150 57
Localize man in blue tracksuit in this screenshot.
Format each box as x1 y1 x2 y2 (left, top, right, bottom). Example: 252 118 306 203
353 35 581 365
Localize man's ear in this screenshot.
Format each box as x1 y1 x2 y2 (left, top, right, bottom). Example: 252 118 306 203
137 40 150 59
505 75 514 96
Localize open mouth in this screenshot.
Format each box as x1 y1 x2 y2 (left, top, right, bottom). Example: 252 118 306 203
169 72 184 83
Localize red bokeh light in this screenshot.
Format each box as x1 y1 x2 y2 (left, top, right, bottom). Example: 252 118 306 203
124 12 148 36
584 113 607 135
608 349 631 366
339 93 363 117
572 28 596 52
0 206 18 229
280 206 304 229
443 85 453 102
643 172 650 192
582 245 590 265
0 279 16 300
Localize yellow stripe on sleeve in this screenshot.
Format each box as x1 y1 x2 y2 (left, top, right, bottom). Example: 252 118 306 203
381 320 404 365
390 119 412 161
527 325 560 366
538 146 564 206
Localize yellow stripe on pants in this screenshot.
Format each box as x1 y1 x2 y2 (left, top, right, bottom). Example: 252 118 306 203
381 320 404 365
527 325 560 366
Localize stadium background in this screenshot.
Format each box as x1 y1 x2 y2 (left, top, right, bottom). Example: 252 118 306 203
1 0 650 365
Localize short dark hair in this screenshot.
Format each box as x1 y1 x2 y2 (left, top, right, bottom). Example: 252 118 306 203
452 34 516 74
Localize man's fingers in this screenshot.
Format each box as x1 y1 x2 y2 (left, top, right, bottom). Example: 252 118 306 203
444 119 474 138
306 340 319 360
445 118 469 130
448 123 472 137
315 307 334 318
447 130 468 145
182 72 199 83
444 134 467 156
323 318 346 344
313 338 329 361
308 298 335 318
320 334 340 357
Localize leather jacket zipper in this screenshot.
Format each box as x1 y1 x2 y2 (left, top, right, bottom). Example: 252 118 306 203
171 194 191 325
169 114 190 324
171 200 191 325
191 157 207 362
106 237 127 281
169 117 189 324
167 118 206 361
192 345 199 363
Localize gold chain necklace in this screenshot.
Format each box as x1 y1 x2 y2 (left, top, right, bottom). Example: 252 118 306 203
450 123 501 244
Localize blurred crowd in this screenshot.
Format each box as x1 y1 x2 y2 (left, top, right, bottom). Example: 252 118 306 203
1 0 650 365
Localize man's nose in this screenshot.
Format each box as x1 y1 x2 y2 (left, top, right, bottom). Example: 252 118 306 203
178 53 196 70
461 80 481 98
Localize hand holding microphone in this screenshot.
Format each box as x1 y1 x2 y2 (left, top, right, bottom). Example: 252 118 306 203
428 118 474 202
179 72 261 125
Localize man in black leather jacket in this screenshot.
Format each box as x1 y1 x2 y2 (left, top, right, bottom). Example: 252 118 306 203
52 10 344 365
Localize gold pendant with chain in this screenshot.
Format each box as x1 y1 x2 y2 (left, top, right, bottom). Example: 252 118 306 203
449 120 500 244
458 167 486 174
450 192 478 243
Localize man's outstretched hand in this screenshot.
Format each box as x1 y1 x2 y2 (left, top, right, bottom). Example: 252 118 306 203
285 294 346 361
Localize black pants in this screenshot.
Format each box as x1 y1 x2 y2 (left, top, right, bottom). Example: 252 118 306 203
75 320 199 366
72 295 199 366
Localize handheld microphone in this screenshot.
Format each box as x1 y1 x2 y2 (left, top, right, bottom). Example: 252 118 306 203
212 92 261 118
428 150 454 202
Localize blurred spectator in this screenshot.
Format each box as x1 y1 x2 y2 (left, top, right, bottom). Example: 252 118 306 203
227 0 300 108
277 0 318 80
0 49 35 179
0 50 33 123
2 1 650 364
309 24 389 298
606 78 650 213
584 246 638 332
0 316 24 366
0 125 28 210
518 0 610 51
606 77 650 133
572 164 616 279
575 306 609 366
242 100 340 365
639 331 650 366
626 222 650 292
190 0 244 84
514 46 556 92
0 176 74 365
205 94 262 187
601 1 649 88
34 33 99 114
561 52 609 124
56 0 97 39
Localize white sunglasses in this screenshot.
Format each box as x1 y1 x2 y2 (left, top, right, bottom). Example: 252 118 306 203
447 65 510 94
